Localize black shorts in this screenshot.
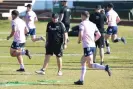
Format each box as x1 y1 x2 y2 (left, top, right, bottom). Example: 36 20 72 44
11 41 25 49
95 33 105 48
46 44 63 57
64 23 70 32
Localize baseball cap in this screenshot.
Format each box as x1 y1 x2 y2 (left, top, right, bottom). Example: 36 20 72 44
52 13 59 19
96 5 102 10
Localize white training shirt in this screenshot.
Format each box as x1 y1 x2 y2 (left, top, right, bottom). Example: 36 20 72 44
79 19 99 48
25 10 37 29
106 9 119 26
12 17 26 43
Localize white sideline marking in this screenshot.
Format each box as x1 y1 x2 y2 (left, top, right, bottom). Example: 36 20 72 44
0 54 82 58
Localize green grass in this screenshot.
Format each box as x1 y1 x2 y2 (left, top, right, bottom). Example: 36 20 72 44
0 20 133 89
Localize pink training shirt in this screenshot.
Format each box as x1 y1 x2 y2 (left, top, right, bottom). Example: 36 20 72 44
79 19 99 48
106 9 119 26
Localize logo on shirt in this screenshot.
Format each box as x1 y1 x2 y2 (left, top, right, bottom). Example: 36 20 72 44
96 16 100 19
49 26 59 31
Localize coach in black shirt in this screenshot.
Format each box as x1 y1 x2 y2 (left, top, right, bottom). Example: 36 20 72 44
59 0 71 40
35 13 68 76
89 5 107 65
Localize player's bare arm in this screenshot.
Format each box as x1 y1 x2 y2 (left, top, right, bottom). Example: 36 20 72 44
95 31 101 41
78 30 82 44
64 32 68 49
116 16 121 23
24 27 29 35
7 26 15 40
59 13 64 22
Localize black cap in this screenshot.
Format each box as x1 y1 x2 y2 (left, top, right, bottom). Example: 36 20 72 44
81 11 90 18
12 10 19 16
96 5 102 10
52 13 59 19
26 4 32 8
107 3 114 8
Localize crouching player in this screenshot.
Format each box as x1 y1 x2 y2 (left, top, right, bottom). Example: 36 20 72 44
7 10 31 72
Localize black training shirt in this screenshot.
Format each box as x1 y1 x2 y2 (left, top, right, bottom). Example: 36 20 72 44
89 12 107 33
46 21 66 45
60 6 71 24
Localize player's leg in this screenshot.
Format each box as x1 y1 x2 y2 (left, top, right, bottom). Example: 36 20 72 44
35 55 51 75
87 47 111 76
99 34 105 65
56 56 63 76
111 26 126 44
42 55 51 71
65 23 70 42
30 28 45 42
99 48 104 65
105 27 111 54
35 45 53 75
74 56 87 85
93 42 97 63
10 42 31 59
16 54 25 72
55 45 63 76
74 47 111 85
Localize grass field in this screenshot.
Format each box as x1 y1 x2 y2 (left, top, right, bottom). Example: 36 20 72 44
0 20 133 89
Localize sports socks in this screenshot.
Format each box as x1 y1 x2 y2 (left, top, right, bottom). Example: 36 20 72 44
21 48 26 55
20 64 24 69
92 63 105 70
113 38 121 43
80 66 87 81
105 40 110 52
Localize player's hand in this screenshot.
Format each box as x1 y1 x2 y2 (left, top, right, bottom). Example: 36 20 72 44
7 36 10 40
63 44 67 49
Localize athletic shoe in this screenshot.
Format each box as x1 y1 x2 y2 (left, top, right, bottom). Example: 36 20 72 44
105 52 110 54
25 49 32 59
57 71 63 76
121 37 126 44
100 61 104 65
35 69 45 75
40 36 46 41
16 68 25 72
74 80 83 85
105 65 111 76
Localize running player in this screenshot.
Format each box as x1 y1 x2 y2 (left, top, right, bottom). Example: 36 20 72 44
74 11 111 85
7 10 31 72
35 13 68 76
25 4 45 42
105 3 126 54
59 0 71 41
89 5 107 65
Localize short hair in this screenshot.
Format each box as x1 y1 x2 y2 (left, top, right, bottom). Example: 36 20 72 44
61 0 67 2
11 10 19 16
107 3 114 8
81 11 90 18
26 4 32 8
